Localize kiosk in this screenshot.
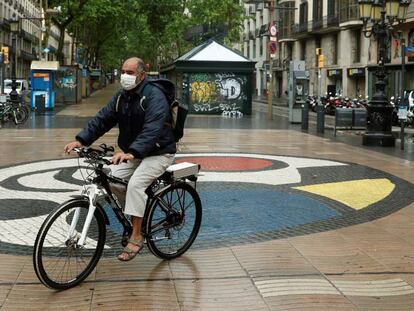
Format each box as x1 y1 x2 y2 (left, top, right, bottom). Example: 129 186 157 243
288 61 309 123
30 61 59 111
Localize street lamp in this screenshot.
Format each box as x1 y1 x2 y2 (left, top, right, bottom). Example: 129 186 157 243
9 17 20 103
358 0 411 146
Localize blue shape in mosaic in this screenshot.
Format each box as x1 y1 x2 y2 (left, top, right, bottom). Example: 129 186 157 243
103 183 339 242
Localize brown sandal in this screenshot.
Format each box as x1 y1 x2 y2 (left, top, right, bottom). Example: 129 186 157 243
117 239 144 261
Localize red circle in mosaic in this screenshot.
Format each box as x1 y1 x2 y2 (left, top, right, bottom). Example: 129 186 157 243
176 156 273 171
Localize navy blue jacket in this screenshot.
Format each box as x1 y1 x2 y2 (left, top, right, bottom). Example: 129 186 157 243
76 79 176 159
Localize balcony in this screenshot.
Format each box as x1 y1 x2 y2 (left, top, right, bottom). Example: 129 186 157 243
297 22 309 33
279 23 294 40
327 15 339 26
312 19 323 30
256 3 264 11
339 1 359 23
21 30 38 43
249 6 255 16
0 17 10 30
20 50 37 61
249 30 255 40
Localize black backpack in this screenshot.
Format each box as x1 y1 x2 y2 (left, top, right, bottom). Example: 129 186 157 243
116 79 188 142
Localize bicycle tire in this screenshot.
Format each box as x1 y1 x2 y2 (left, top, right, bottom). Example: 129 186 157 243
13 105 29 124
33 199 106 290
145 182 202 259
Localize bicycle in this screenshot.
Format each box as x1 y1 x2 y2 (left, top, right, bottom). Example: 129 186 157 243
33 144 202 290
0 99 29 125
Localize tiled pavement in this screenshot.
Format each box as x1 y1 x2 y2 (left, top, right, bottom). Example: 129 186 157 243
0 84 414 310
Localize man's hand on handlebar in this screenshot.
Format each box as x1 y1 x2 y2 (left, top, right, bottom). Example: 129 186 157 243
112 152 135 165
64 141 83 154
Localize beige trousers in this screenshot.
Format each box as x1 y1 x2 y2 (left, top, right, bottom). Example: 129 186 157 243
109 154 175 217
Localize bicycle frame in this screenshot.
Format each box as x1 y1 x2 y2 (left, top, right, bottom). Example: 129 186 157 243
70 155 190 249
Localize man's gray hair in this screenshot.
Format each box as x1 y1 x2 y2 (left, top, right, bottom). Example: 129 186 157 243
136 58 145 72
125 57 145 72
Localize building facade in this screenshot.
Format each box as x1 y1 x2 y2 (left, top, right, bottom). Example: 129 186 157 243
0 0 41 79
242 0 414 100
0 0 73 81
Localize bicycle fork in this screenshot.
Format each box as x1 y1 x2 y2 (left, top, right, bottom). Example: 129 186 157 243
67 184 103 247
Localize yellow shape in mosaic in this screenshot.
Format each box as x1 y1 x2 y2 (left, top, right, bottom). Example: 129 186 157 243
294 178 395 210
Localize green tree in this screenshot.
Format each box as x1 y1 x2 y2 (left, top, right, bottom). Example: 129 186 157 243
46 0 89 64
53 0 244 70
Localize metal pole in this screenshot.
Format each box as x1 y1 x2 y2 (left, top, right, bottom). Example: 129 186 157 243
10 34 18 103
267 0 274 120
401 35 405 151
38 0 43 60
0 53 4 94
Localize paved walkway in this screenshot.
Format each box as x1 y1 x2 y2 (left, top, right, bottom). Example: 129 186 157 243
0 84 413 310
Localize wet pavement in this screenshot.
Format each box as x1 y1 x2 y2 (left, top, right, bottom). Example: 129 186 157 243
0 83 414 310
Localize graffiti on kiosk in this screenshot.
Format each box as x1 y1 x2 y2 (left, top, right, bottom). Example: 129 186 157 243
189 73 247 113
193 102 241 112
58 76 77 89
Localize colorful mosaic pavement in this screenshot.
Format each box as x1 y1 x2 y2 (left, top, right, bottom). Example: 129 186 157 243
1 153 413 256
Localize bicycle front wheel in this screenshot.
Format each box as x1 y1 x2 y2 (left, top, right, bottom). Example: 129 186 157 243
145 182 202 259
33 199 106 290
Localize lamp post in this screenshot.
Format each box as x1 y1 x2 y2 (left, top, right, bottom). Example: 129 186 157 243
358 0 411 146
9 17 20 104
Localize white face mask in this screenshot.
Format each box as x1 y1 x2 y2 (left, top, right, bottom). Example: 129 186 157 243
120 73 138 90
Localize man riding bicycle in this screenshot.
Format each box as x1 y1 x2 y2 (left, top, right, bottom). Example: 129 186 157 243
64 57 176 261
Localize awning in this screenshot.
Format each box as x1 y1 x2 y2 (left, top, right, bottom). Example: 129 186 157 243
327 69 342 77
347 67 365 77
30 61 60 71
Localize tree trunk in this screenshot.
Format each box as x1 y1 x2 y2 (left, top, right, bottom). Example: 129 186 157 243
56 23 66 64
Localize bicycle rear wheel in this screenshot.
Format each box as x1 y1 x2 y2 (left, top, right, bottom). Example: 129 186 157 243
13 104 29 124
33 199 106 290
145 182 202 259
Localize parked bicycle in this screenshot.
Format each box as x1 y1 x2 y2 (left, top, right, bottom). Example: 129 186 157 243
33 144 202 290
0 99 29 125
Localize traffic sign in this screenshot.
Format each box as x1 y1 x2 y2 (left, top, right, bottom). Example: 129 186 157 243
268 42 277 57
269 22 277 36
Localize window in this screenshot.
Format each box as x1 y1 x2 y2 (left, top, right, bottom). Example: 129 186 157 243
339 0 359 23
253 39 256 59
260 37 263 56
313 0 323 21
328 0 338 15
353 30 361 63
281 1 294 38
299 2 308 24
301 41 306 60
247 43 250 59
333 34 338 64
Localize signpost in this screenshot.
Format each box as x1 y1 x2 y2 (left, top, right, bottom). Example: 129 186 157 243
267 2 277 120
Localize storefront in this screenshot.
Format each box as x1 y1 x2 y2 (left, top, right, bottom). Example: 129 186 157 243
347 67 366 97
367 64 414 98
327 68 343 95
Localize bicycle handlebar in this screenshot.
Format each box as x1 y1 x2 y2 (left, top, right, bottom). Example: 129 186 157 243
73 145 112 166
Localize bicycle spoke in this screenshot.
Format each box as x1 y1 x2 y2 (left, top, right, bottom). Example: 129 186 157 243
34 201 105 289
146 183 201 259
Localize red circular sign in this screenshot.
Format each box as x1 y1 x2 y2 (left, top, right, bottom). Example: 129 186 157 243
268 42 277 54
176 156 273 171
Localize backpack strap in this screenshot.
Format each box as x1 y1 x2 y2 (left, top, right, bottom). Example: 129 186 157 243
139 83 152 111
115 83 153 112
115 94 121 112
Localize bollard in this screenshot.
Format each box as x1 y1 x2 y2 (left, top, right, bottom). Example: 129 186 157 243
316 104 325 133
301 101 309 130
